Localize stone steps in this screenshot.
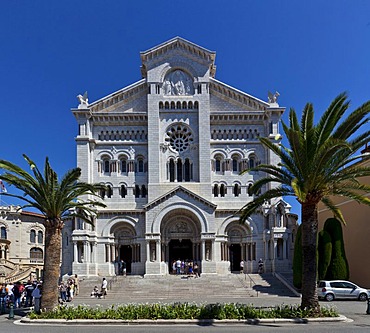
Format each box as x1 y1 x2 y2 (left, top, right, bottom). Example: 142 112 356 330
75 273 296 303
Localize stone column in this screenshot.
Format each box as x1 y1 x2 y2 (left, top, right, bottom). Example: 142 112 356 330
146 241 151 262
73 242 78 263
156 240 161 262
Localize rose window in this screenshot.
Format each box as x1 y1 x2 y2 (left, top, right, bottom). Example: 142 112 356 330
165 124 193 152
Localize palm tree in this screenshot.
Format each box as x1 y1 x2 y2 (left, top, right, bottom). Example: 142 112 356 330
0 155 106 311
239 93 370 312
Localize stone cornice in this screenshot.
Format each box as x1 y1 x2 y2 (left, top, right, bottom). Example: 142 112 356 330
90 113 147 126
144 185 217 211
210 112 266 124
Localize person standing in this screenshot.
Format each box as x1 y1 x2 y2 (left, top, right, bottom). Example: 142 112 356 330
101 278 107 298
32 284 42 314
73 274 79 296
24 280 34 307
12 282 22 308
240 260 244 274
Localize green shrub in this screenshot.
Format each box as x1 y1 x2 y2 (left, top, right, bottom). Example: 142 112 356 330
318 230 332 280
28 303 338 320
324 218 349 280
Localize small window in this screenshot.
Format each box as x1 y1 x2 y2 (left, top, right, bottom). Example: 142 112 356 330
249 156 256 169
137 159 144 173
220 184 226 197
121 160 127 173
134 185 140 198
215 159 221 172
0 226 6 240
232 158 238 172
30 230 36 243
213 184 219 197
121 185 127 198
107 185 113 198
233 184 240 197
141 185 147 198
104 160 110 173
37 231 43 244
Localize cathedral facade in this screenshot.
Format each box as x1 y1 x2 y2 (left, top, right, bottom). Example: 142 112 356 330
62 37 298 277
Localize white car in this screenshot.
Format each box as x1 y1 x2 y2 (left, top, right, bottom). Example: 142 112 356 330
317 280 370 302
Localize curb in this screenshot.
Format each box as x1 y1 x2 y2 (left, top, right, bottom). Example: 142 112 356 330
18 315 349 325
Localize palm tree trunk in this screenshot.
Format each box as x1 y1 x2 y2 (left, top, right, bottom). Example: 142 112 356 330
41 219 63 311
300 201 320 312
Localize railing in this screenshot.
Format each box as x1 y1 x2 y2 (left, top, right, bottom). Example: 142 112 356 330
107 275 117 290
0 259 17 270
5 267 33 283
245 273 259 297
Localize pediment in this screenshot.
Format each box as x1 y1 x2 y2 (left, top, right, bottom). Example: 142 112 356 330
140 37 216 78
210 78 269 112
87 80 147 114
144 185 217 211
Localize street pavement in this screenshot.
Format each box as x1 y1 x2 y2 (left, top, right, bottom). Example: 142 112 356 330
1 273 370 332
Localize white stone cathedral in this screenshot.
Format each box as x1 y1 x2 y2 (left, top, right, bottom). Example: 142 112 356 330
61 37 298 278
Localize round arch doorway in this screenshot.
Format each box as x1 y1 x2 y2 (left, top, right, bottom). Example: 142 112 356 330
168 239 193 273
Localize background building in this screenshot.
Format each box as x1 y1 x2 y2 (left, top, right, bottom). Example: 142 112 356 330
62 37 298 277
318 144 370 288
0 205 45 283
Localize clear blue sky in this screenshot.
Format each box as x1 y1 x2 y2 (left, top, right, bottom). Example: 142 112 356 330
1 0 369 219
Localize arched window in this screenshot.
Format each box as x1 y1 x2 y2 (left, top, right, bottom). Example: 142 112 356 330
134 185 140 198
249 155 256 169
121 159 127 173
100 187 106 199
184 158 191 181
0 226 6 240
220 184 226 197
177 159 183 182
136 158 144 173
141 185 147 198
215 159 221 172
232 158 238 172
37 231 43 244
30 229 36 243
213 184 219 197
107 185 113 198
104 160 110 173
176 101 181 109
233 184 240 197
247 183 253 196
169 159 175 182
120 185 127 198
214 155 223 172
30 248 43 261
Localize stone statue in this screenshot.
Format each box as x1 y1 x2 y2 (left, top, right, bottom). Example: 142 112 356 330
77 91 89 108
268 91 280 105
163 70 194 95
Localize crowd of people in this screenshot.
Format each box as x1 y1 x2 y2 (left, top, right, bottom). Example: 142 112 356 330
171 259 200 277
58 274 79 303
0 280 42 310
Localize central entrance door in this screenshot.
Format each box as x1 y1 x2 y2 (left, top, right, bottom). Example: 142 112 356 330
120 245 132 274
168 239 193 273
229 244 241 272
